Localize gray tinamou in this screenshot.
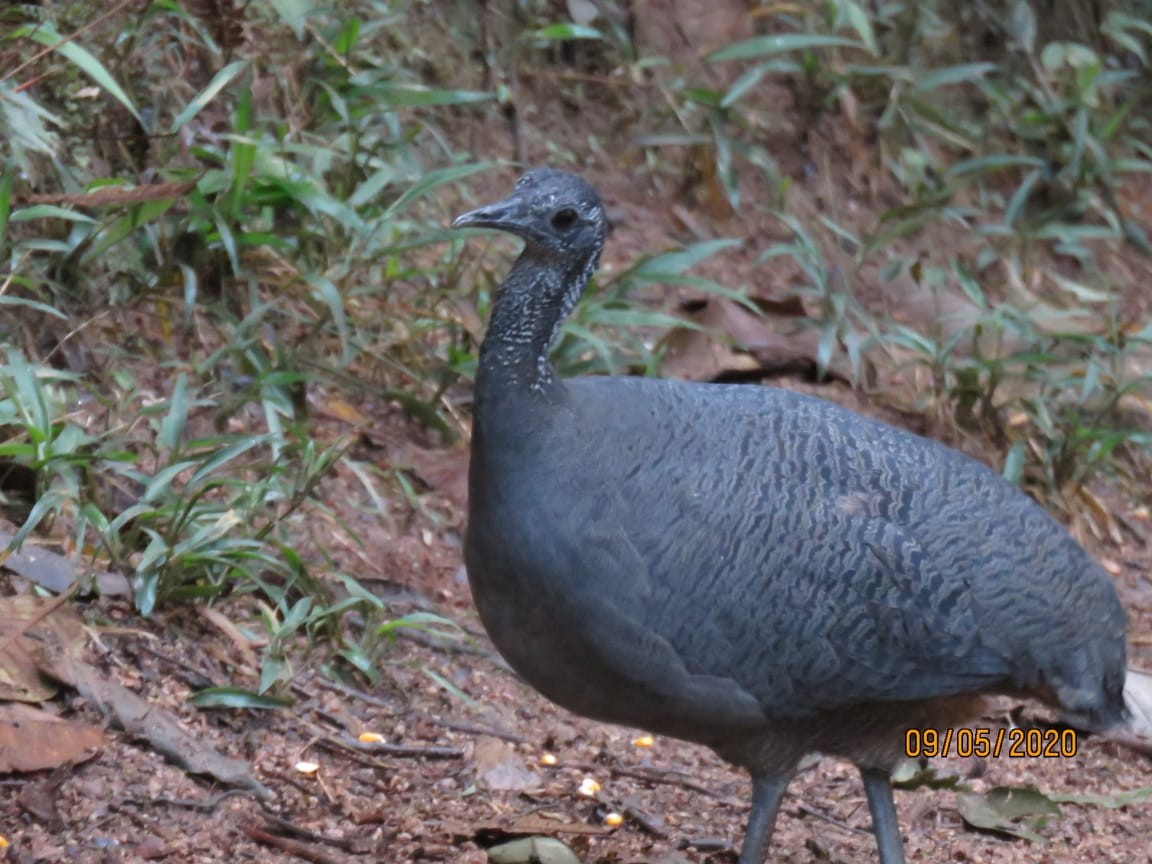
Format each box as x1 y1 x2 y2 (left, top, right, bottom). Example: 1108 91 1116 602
452 168 1127 864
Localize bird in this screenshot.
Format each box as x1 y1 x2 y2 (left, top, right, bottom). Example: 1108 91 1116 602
451 168 1127 864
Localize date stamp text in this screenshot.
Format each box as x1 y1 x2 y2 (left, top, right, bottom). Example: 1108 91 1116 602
905 727 1077 759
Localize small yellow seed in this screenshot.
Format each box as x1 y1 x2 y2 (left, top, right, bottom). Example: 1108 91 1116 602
578 777 601 797
604 812 623 827
359 732 384 743
0 836 9 849
540 752 558 766
632 735 655 748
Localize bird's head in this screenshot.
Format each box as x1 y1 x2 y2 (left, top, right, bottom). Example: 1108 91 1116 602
452 168 606 258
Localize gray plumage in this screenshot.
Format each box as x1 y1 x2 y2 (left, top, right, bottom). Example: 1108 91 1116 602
453 168 1127 864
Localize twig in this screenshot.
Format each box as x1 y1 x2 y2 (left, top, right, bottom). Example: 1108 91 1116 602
259 813 357 851
395 625 493 658
133 642 217 689
568 760 731 801
313 672 524 743
313 677 406 712
614 797 668 838
793 802 874 837
433 718 527 745
678 836 732 853
258 768 332 804
351 740 465 759
121 789 255 812
313 736 464 767
242 824 354 864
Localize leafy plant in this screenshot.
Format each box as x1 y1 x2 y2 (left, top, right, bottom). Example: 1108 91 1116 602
0 1 507 694
681 0 1152 501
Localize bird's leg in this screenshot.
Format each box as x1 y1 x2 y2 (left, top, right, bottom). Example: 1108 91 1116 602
737 774 790 864
859 766 907 864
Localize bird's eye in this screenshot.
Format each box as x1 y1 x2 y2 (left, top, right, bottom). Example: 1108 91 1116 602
551 208 578 230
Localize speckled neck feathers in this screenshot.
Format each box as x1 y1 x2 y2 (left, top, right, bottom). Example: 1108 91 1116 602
476 238 602 401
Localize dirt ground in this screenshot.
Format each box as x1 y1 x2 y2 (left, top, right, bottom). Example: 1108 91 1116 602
2 465 1150 864
5 4 1152 863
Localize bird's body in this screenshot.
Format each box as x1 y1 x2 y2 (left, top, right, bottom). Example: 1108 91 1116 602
454 169 1127 864
469 375 1124 772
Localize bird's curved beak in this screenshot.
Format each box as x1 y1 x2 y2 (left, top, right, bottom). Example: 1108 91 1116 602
451 195 529 232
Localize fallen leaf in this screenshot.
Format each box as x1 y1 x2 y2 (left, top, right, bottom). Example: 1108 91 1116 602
487 837 582 864
198 606 259 670
957 785 1061 843
16 767 67 832
1073 486 1124 546
310 391 372 426
0 704 103 772
480 754 541 792
660 296 834 382
0 595 86 702
1049 787 1152 808
389 443 470 506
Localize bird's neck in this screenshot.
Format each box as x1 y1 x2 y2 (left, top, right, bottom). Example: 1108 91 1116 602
475 245 600 405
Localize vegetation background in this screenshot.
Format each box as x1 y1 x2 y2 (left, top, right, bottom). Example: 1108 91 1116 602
2 0 1151 861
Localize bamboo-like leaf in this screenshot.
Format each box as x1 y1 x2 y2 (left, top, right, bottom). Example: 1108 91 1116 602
386 162 494 220
158 374 190 453
171 60 248 133
709 34 864 63
267 0 315 39
913 63 999 92
14 24 141 122
630 239 742 278
532 24 602 41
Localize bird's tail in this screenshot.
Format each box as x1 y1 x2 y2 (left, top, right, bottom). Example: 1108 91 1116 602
1098 667 1152 753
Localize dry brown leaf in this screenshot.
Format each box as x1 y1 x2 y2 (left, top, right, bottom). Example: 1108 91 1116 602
309 391 372 426
1074 486 1125 546
198 606 260 671
17 766 68 832
669 204 714 242
0 703 103 772
660 296 848 383
474 735 541 792
0 595 86 702
660 297 762 382
390 443 470 506
17 182 195 207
